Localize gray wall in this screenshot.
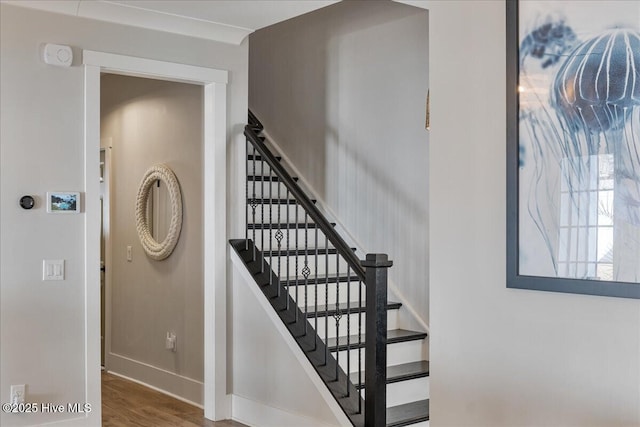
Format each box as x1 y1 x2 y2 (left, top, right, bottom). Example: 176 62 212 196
101 75 204 389
0 4 247 425
249 0 430 325
426 1 640 425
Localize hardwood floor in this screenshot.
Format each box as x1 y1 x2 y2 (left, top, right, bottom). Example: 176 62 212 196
102 372 246 427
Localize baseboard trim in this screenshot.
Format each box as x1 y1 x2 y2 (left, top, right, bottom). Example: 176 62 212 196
231 394 338 427
36 416 95 427
107 352 203 407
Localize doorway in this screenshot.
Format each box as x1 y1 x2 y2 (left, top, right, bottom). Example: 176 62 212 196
99 74 205 403
84 51 229 423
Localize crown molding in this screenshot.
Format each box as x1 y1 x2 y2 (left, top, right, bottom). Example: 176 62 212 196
1 0 253 45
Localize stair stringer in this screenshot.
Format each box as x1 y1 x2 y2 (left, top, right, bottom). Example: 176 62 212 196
230 245 354 427
259 128 430 338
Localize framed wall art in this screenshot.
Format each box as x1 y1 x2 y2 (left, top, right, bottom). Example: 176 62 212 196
46 191 81 214
506 0 640 298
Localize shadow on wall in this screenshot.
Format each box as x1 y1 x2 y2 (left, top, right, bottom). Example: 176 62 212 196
324 123 429 310
249 0 429 323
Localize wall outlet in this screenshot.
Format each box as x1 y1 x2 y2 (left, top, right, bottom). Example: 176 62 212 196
10 384 25 404
165 332 176 352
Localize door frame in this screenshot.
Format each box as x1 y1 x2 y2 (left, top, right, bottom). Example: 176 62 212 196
83 51 229 423
99 141 112 369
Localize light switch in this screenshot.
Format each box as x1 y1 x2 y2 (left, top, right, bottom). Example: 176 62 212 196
43 260 64 281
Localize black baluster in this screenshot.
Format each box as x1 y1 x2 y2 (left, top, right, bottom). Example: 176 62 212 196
251 150 257 261
245 139 249 251
302 213 310 335
260 155 265 273
275 178 283 298
286 189 291 310
334 250 341 381
294 202 299 321
358 278 363 413
346 264 351 397
313 226 319 352
324 234 329 366
268 162 273 285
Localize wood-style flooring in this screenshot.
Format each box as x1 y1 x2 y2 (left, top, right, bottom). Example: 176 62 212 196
102 371 246 427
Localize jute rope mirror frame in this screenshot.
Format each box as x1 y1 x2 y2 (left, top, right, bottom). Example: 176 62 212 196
135 164 183 260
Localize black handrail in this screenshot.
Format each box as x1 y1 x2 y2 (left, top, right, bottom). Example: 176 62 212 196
244 125 367 281
241 112 398 426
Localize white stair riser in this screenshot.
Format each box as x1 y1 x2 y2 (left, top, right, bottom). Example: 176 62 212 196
253 229 338 253
248 180 291 197
266 254 353 279
411 422 429 427
289 281 364 305
333 339 425 373
313 309 399 340
250 204 313 223
246 163 277 177
378 377 429 407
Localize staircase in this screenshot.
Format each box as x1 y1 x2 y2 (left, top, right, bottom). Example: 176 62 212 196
230 111 429 426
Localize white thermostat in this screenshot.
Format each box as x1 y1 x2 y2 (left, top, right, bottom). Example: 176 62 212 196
43 43 73 67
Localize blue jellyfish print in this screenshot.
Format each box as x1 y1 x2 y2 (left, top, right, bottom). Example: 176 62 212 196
551 28 640 281
518 14 640 283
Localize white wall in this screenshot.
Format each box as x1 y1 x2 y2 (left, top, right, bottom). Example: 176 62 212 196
230 262 342 426
425 1 640 425
249 0 430 326
0 4 247 426
101 75 204 401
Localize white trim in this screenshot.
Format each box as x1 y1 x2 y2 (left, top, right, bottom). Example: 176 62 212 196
79 1 252 45
83 50 228 84
84 51 230 422
261 130 430 335
100 140 113 371
204 74 232 421
1 0 253 45
230 250 352 427
107 353 204 406
84 63 102 427
231 394 339 427
0 0 81 16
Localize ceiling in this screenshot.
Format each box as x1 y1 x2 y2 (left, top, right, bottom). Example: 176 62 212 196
2 0 341 44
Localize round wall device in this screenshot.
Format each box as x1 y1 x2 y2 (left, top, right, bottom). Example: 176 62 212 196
20 195 35 210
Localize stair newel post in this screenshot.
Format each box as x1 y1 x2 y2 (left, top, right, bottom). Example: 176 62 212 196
363 253 392 427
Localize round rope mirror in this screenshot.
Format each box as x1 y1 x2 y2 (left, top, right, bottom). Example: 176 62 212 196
135 164 183 260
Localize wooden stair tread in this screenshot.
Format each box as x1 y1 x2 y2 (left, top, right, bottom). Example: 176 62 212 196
262 247 355 257
248 222 334 230
386 399 429 427
350 361 429 389
280 273 361 286
247 198 317 204
247 154 281 161
248 175 298 182
304 301 401 317
327 329 428 351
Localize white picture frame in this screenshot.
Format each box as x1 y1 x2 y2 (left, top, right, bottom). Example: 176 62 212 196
46 191 81 214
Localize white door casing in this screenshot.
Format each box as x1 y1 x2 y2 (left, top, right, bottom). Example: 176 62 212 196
84 51 229 424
